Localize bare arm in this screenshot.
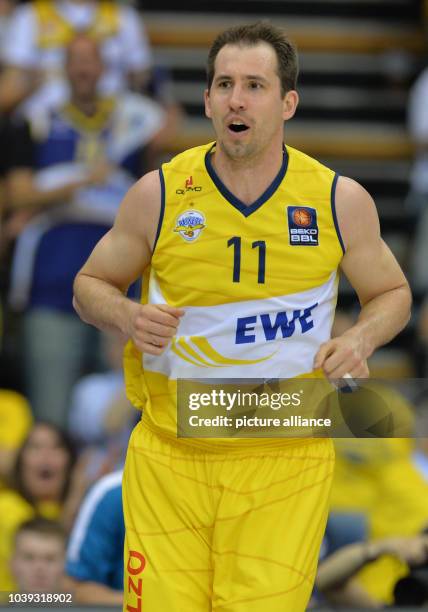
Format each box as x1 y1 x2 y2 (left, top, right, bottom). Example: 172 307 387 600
314 176 411 378
0 66 41 113
7 163 113 213
316 536 428 607
73 170 184 355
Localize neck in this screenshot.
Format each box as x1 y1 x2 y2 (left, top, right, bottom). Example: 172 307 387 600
211 141 285 206
71 95 98 116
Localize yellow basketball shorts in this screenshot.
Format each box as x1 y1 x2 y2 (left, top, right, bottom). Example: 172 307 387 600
123 422 334 612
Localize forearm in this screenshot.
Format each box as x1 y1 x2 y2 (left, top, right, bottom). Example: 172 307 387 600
73 273 137 338
345 284 411 359
0 68 34 113
317 536 414 593
325 580 381 609
8 179 83 212
316 542 374 591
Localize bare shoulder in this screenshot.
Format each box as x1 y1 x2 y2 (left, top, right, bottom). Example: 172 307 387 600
114 169 161 251
335 175 380 250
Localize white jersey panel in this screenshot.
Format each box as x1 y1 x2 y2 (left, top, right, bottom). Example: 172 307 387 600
143 270 338 379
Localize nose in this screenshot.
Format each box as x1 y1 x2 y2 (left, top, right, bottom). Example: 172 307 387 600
228 84 246 112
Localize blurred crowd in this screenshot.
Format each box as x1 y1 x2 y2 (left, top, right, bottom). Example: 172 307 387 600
1 0 428 609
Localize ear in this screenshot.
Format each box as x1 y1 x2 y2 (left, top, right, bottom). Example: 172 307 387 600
204 88 212 119
282 90 299 121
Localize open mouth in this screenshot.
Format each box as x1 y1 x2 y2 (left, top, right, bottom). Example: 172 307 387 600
37 467 55 480
228 122 249 133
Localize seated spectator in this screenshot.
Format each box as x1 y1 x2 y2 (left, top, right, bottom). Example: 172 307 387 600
314 533 428 608
0 421 76 591
0 0 152 117
65 470 123 605
7 33 165 427
337 417 428 605
10 517 67 594
68 332 137 463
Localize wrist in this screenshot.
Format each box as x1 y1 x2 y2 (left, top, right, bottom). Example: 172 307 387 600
120 298 140 339
343 325 374 360
363 541 381 563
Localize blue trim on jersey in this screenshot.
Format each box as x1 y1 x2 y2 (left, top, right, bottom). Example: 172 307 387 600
204 144 288 218
153 168 166 252
331 173 345 254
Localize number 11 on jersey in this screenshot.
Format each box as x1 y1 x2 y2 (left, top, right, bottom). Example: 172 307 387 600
227 236 266 284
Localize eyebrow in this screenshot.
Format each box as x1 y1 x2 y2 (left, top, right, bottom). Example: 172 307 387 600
214 74 269 84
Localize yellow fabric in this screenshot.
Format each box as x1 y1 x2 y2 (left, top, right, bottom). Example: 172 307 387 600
153 143 341 307
0 489 61 591
330 383 414 512
34 1 120 48
357 455 428 603
124 142 343 445
62 97 116 134
0 390 33 449
0 391 33 491
123 422 334 612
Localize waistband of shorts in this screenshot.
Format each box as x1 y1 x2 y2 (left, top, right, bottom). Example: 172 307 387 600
140 413 333 456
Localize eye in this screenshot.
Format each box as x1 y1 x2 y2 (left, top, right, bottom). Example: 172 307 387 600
217 80 231 88
249 81 262 89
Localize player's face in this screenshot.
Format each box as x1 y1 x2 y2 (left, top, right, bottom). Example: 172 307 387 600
11 533 65 592
205 42 298 161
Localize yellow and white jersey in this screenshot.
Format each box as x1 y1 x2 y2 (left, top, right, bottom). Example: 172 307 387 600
124 142 344 445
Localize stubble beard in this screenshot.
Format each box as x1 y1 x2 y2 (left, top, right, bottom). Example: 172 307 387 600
219 133 260 163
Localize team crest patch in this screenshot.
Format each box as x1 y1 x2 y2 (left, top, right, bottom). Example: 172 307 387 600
174 210 206 242
287 206 318 246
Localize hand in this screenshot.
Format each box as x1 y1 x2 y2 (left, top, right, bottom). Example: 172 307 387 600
128 303 184 355
313 330 370 380
85 161 114 186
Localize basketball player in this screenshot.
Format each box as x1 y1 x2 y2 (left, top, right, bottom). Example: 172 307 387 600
73 23 411 612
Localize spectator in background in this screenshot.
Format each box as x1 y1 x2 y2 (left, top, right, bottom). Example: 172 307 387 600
313 532 428 608
68 332 137 479
0 115 37 386
0 0 15 54
7 34 165 426
338 418 428 606
0 0 19 210
0 422 76 591
10 517 67 594
0 0 152 118
65 470 123 605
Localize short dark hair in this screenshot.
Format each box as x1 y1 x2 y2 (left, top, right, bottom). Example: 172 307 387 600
207 22 298 97
15 518 66 546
